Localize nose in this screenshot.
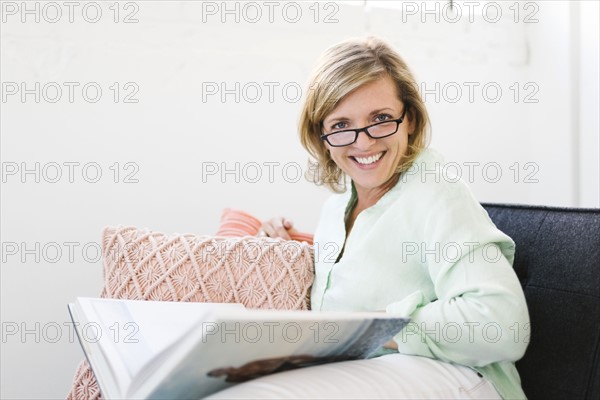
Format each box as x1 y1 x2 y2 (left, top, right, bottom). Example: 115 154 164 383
353 128 376 149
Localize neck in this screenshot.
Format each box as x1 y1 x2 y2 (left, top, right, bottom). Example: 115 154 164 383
354 173 400 210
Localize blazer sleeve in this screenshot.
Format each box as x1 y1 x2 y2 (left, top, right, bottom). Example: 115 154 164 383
385 181 530 367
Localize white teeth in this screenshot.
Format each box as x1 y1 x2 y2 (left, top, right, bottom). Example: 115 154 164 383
354 152 383 165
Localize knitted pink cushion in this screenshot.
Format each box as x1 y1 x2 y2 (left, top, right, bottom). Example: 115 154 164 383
216 208 314 245
67 226 315 399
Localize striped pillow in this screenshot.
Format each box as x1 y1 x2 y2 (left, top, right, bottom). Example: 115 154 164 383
216 208 314 245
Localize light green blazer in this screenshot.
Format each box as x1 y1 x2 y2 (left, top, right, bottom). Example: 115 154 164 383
311 148 530 399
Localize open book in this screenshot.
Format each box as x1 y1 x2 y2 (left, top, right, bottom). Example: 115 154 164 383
68 297 409 399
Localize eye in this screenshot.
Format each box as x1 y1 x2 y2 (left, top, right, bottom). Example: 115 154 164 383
374 113 393 123
331 121 348 131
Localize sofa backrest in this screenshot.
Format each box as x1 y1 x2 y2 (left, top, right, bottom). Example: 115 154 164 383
482 203 600 400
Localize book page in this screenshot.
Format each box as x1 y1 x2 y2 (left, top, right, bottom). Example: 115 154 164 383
77 298 245 396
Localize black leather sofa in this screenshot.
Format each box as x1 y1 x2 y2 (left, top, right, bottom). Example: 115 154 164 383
483 203 600 399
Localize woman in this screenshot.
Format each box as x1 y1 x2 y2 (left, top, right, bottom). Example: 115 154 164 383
210 36 530 399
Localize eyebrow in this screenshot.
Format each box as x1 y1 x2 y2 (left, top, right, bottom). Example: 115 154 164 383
324 108 399 125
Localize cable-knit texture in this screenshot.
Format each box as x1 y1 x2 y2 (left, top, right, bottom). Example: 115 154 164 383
67 226 315 399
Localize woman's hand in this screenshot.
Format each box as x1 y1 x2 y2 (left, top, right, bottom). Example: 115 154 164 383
258 217 294 240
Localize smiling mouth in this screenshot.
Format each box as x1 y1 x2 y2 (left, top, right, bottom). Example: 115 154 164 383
351 151 385 166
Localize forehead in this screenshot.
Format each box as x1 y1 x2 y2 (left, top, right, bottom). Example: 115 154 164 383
325 76 401 121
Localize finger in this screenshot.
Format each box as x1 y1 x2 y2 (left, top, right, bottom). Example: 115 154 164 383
260 222 281 239
274 226 292 240
274 219 292 240
258 223 272 237
260 218 293 240
257 229 269 237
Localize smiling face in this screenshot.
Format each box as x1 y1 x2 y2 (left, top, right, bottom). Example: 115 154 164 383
322 75 412 202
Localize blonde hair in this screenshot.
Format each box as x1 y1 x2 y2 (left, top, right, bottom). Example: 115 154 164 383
299 36 430 193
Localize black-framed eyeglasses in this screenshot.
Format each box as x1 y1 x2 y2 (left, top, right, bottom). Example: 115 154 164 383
320 108 407 147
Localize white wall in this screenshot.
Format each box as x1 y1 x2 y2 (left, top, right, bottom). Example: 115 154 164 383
579 0 600 207
1 1 598 398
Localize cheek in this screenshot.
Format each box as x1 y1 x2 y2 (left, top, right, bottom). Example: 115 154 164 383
329 149 346 165
386 136 409 162
386 135 407 151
